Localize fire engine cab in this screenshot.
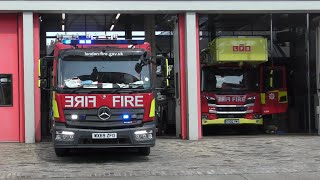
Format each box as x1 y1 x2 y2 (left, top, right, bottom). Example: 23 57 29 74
39 35 156 156
201 37 288 131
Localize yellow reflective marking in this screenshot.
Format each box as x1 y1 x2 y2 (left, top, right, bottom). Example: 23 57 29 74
149 98 155 117
278 91 288 103
38 59 41 88
52 92 60 118
261 93 266 104
202 118 263 125
38 59 41 76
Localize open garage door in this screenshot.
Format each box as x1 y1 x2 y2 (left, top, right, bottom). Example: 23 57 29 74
199 13 317 135
39 13 181 140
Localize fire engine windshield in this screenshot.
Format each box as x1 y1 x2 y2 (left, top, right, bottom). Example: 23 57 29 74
201 67 259 92
57 56 151 90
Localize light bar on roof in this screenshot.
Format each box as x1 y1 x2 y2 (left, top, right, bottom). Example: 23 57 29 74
61 39 145 45
63 39 71 44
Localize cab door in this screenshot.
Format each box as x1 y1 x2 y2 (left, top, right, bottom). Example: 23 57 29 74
260 66 288 115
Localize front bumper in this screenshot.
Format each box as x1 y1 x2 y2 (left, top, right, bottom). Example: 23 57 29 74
202 118 263 125
53 123 156 148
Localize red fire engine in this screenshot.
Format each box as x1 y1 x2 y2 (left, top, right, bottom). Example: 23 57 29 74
201 37 288 131
39 35 156 156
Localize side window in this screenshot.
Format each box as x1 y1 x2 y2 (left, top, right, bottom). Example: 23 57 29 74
0 74 13 106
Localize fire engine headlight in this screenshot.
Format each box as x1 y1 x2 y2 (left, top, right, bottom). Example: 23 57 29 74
254 114 262 119
246 96 256 105
202 113 208 119
71 114 78 120
134 130 153 141
206 96 216 105
55 131 75 141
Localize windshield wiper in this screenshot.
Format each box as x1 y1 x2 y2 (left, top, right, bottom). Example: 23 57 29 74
111 88 136 93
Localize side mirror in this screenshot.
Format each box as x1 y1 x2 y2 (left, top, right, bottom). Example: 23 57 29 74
40 64 48 79
156 65 162 76
40 79 48 89
135 63 142 74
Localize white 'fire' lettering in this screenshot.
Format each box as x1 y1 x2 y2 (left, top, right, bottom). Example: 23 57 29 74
65 96 96 108
112 96 144 107
135 96 144 107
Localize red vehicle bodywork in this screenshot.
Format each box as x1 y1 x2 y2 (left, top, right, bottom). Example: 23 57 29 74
54 93 155 122
47 40 156 155
201 65 288 126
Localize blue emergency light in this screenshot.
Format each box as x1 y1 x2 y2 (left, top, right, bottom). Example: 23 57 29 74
62 39 144 45
122 114 130 120
63 39 71 44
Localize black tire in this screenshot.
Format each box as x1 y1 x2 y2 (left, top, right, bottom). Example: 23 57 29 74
54 148 69 157
138 147 150 156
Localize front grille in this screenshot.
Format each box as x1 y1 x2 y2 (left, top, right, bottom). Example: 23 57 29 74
64 108 144 121
217 114 246 118
78 138 131 145
64 108 144 128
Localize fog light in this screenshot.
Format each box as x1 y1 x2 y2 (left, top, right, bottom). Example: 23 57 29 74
202 113 208 119
55 131 75 141
254 114 262 119
71 114 78 120
134 130 153 141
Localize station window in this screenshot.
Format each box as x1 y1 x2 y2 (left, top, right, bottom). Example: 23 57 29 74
0 74 13 106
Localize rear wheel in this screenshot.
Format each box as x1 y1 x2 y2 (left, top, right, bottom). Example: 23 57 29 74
138 147 150 156
54 148 69 157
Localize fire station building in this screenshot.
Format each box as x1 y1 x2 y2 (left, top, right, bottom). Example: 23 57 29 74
0 0 320 143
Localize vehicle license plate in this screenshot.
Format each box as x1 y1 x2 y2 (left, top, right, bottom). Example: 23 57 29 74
92 133 117 139
224 119 240 124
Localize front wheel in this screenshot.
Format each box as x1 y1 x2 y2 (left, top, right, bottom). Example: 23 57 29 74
138 147 150 156
54 148 69 157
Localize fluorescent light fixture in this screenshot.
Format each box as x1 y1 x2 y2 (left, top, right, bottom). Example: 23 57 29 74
79 40 85 44
62 13 66 20
116 13 121 20
110 24 115 31
85 40 92 44
62 24 65 31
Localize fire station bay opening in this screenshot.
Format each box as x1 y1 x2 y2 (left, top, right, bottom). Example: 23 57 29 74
199 13 319 135
39 14 179 139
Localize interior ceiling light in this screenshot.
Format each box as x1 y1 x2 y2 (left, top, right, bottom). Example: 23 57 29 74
110 24 115 31
62 13 66 20
116 13 121 20
62 24 65 31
